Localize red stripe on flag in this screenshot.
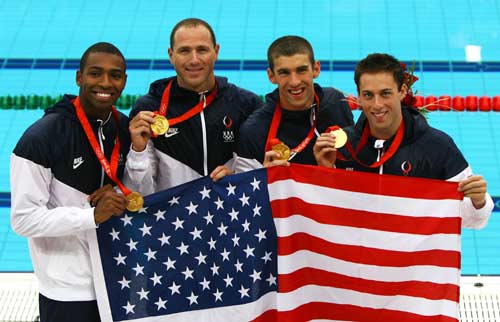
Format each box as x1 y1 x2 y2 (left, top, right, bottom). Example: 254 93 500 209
278 267 459 301
278 233 460 268
253 302 458 322
267 164 463 201
271 197 461 235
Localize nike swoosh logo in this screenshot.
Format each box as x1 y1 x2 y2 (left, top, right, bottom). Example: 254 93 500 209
165 131 180 138
73 160 84 169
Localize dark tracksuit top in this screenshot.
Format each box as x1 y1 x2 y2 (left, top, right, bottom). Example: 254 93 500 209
124 76 263 195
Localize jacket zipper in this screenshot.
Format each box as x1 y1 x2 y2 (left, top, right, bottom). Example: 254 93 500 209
96 112 112 187
199 91 208 176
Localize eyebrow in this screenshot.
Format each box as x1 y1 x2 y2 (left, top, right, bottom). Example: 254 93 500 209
87 66 125 73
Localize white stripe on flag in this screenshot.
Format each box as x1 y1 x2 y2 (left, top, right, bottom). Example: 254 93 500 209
274 215 460 252
269 180 461 218
276 285 458 319
278 250 460 285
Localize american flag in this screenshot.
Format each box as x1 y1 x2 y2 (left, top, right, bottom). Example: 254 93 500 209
89 164 462 322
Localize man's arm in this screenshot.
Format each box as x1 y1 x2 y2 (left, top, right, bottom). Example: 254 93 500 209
448 166 493 229
10 154 126 237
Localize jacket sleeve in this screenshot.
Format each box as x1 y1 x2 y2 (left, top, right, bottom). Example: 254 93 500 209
10 153 96 237
447 166 493 229
234 118 266 173
123 141 159 196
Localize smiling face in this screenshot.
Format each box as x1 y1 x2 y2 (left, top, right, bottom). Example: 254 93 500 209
168 24 219 92
357 71 407 139
76 52 126 119
267 53 320 111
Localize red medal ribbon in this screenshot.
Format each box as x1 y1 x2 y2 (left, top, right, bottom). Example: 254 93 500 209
158 79 218 125
343 118 405 168
265 93 320 157
73 97 131 196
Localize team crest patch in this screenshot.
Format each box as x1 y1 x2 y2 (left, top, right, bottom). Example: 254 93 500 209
401 161 412 176
222 116 234 143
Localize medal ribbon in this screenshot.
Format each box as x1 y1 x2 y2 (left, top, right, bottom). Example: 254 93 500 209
265 93 320 156
73 97 132 196
158 79 218 125
343 118 405 168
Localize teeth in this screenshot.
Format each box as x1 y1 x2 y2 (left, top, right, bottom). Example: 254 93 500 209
96 93 111 98
290 89 303 95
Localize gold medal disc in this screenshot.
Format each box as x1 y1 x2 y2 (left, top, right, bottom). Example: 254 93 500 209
126 191 144 212
151 115 169 136
272 142 291 161
330 128 348 148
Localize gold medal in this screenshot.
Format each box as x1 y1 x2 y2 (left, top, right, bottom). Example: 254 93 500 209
151 115 169 136
330 128 348 148
272 142 291 161
126 191 144 212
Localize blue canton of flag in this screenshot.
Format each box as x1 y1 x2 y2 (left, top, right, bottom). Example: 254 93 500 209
95 169 277 321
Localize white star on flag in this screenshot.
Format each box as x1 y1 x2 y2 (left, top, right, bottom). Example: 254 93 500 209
185 201 198 215
153 209 166 221
239 193 250 207
154 297 167 310
114 253 127 266
250 177 260 191
226 183 236 195
199 186 211 200
109 228 120 241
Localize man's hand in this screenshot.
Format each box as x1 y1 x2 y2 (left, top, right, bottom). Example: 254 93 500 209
210 165 234 182
458 175 487 209
93 190 128 224
263 150 290 168
87 184 114 207
313 133 337 168
129 111 155 152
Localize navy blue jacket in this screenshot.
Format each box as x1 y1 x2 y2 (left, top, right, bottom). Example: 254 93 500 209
337 107 467 179
237 84 354 165
130 76 262 176
13 94 130 194
10 94 130 301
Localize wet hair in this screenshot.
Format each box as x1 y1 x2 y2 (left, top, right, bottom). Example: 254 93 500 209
267 35 315 71
170 18 216 49
354 53 404 91
79 42 126 71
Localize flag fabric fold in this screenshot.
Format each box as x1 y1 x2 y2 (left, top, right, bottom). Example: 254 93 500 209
89 164 462 322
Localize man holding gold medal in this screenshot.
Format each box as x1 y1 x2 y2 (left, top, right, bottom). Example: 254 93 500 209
234 35 354 171
10 43 133 321
125 18 262 194
313 53 493 228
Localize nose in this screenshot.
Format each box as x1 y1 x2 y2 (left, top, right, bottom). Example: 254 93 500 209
289 72 301 87
99 74 112 88
374 95 384 107
189 50 201 63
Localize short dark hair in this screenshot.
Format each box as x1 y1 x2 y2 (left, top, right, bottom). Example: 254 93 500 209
267 36 315 71
354 53 404 91
79 42 126 71
170 18 216 49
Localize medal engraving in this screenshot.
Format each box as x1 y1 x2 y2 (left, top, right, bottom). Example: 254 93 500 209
330 128 348 148
272 142 291 161
126 191 144 212
151 115 169 136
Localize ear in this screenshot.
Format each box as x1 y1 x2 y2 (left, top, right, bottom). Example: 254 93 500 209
168 48 174 64
267 68 277 84
399 83 408 100
313 60 320 78
76 70 82 87
214 44 220 60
